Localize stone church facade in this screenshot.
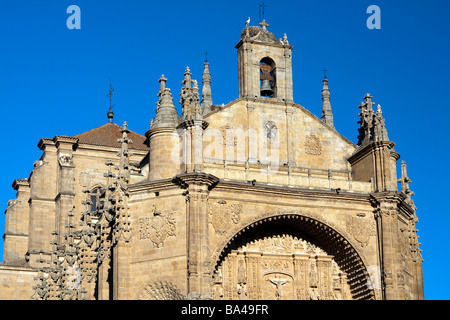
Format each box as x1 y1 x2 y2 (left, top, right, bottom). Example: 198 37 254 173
0 21 424 300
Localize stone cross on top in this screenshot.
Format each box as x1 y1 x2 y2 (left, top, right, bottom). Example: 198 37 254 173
259 19 269 30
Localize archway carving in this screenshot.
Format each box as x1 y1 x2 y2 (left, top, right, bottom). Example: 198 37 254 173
137 281 184 300
210 212 375 300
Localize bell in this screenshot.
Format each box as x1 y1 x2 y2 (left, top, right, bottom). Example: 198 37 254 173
260 79 274 96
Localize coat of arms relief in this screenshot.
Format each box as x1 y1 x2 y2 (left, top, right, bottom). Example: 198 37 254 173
139 205 176 248
208 200 242 235
346 213 376 247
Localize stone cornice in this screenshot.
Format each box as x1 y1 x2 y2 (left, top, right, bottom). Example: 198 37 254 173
348 141 397 165
12 178 30 190
370 191 416 219
128 178 178 194
173 172 220 190
74 143 148 155
37 138 55 151
145 126 178 139
235 38 293 51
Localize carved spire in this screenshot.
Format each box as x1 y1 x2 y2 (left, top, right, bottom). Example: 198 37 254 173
180 66 202 122
357 93 391 147
373 104 390 142
201 60 213 114
321 75 334 128
398 160 415 209
151 75 179 129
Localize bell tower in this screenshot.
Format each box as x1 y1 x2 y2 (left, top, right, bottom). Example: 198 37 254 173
236 19 294 103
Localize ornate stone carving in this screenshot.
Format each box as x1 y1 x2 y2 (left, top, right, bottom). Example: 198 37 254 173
346 213 376 247
266 274 290 300
58 154 73 166
139 206 176 248
214 233 351 300
264 121 278 141
138 281 184 300
209 200 242 235
241 234 326 256
305 134 322 155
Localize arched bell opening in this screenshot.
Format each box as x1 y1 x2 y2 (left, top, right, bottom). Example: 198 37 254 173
260 57 276 98
211 214 375 300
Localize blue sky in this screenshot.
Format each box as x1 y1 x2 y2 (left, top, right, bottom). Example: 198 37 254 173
0 0 449 300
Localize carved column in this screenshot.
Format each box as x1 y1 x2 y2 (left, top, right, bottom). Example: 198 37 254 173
54 136 77 244
174 172 219 299
373 193 401 300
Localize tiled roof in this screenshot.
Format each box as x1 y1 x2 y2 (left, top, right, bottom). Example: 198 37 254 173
73 122 148 151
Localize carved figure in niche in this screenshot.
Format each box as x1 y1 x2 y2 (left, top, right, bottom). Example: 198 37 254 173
212 284 224 300
212 267 223 283
237 283 247 300
309 262 318 287
310 287 321 300
237 259 246 284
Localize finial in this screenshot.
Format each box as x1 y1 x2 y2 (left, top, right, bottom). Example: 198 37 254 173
204 51 208 62
107 79 115 123
376 104 382 114
364 93 374 103
158 74 167 96
321 74 334 128
323 68 328 79
182 66 192 88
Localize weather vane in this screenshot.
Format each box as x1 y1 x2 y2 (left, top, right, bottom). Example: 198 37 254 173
107 78 115 122
107 78 114 109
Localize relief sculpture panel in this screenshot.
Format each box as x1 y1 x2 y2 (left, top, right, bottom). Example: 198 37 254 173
212 234 352 300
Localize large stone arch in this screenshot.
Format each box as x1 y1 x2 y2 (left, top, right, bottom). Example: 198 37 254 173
210 211 375 300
